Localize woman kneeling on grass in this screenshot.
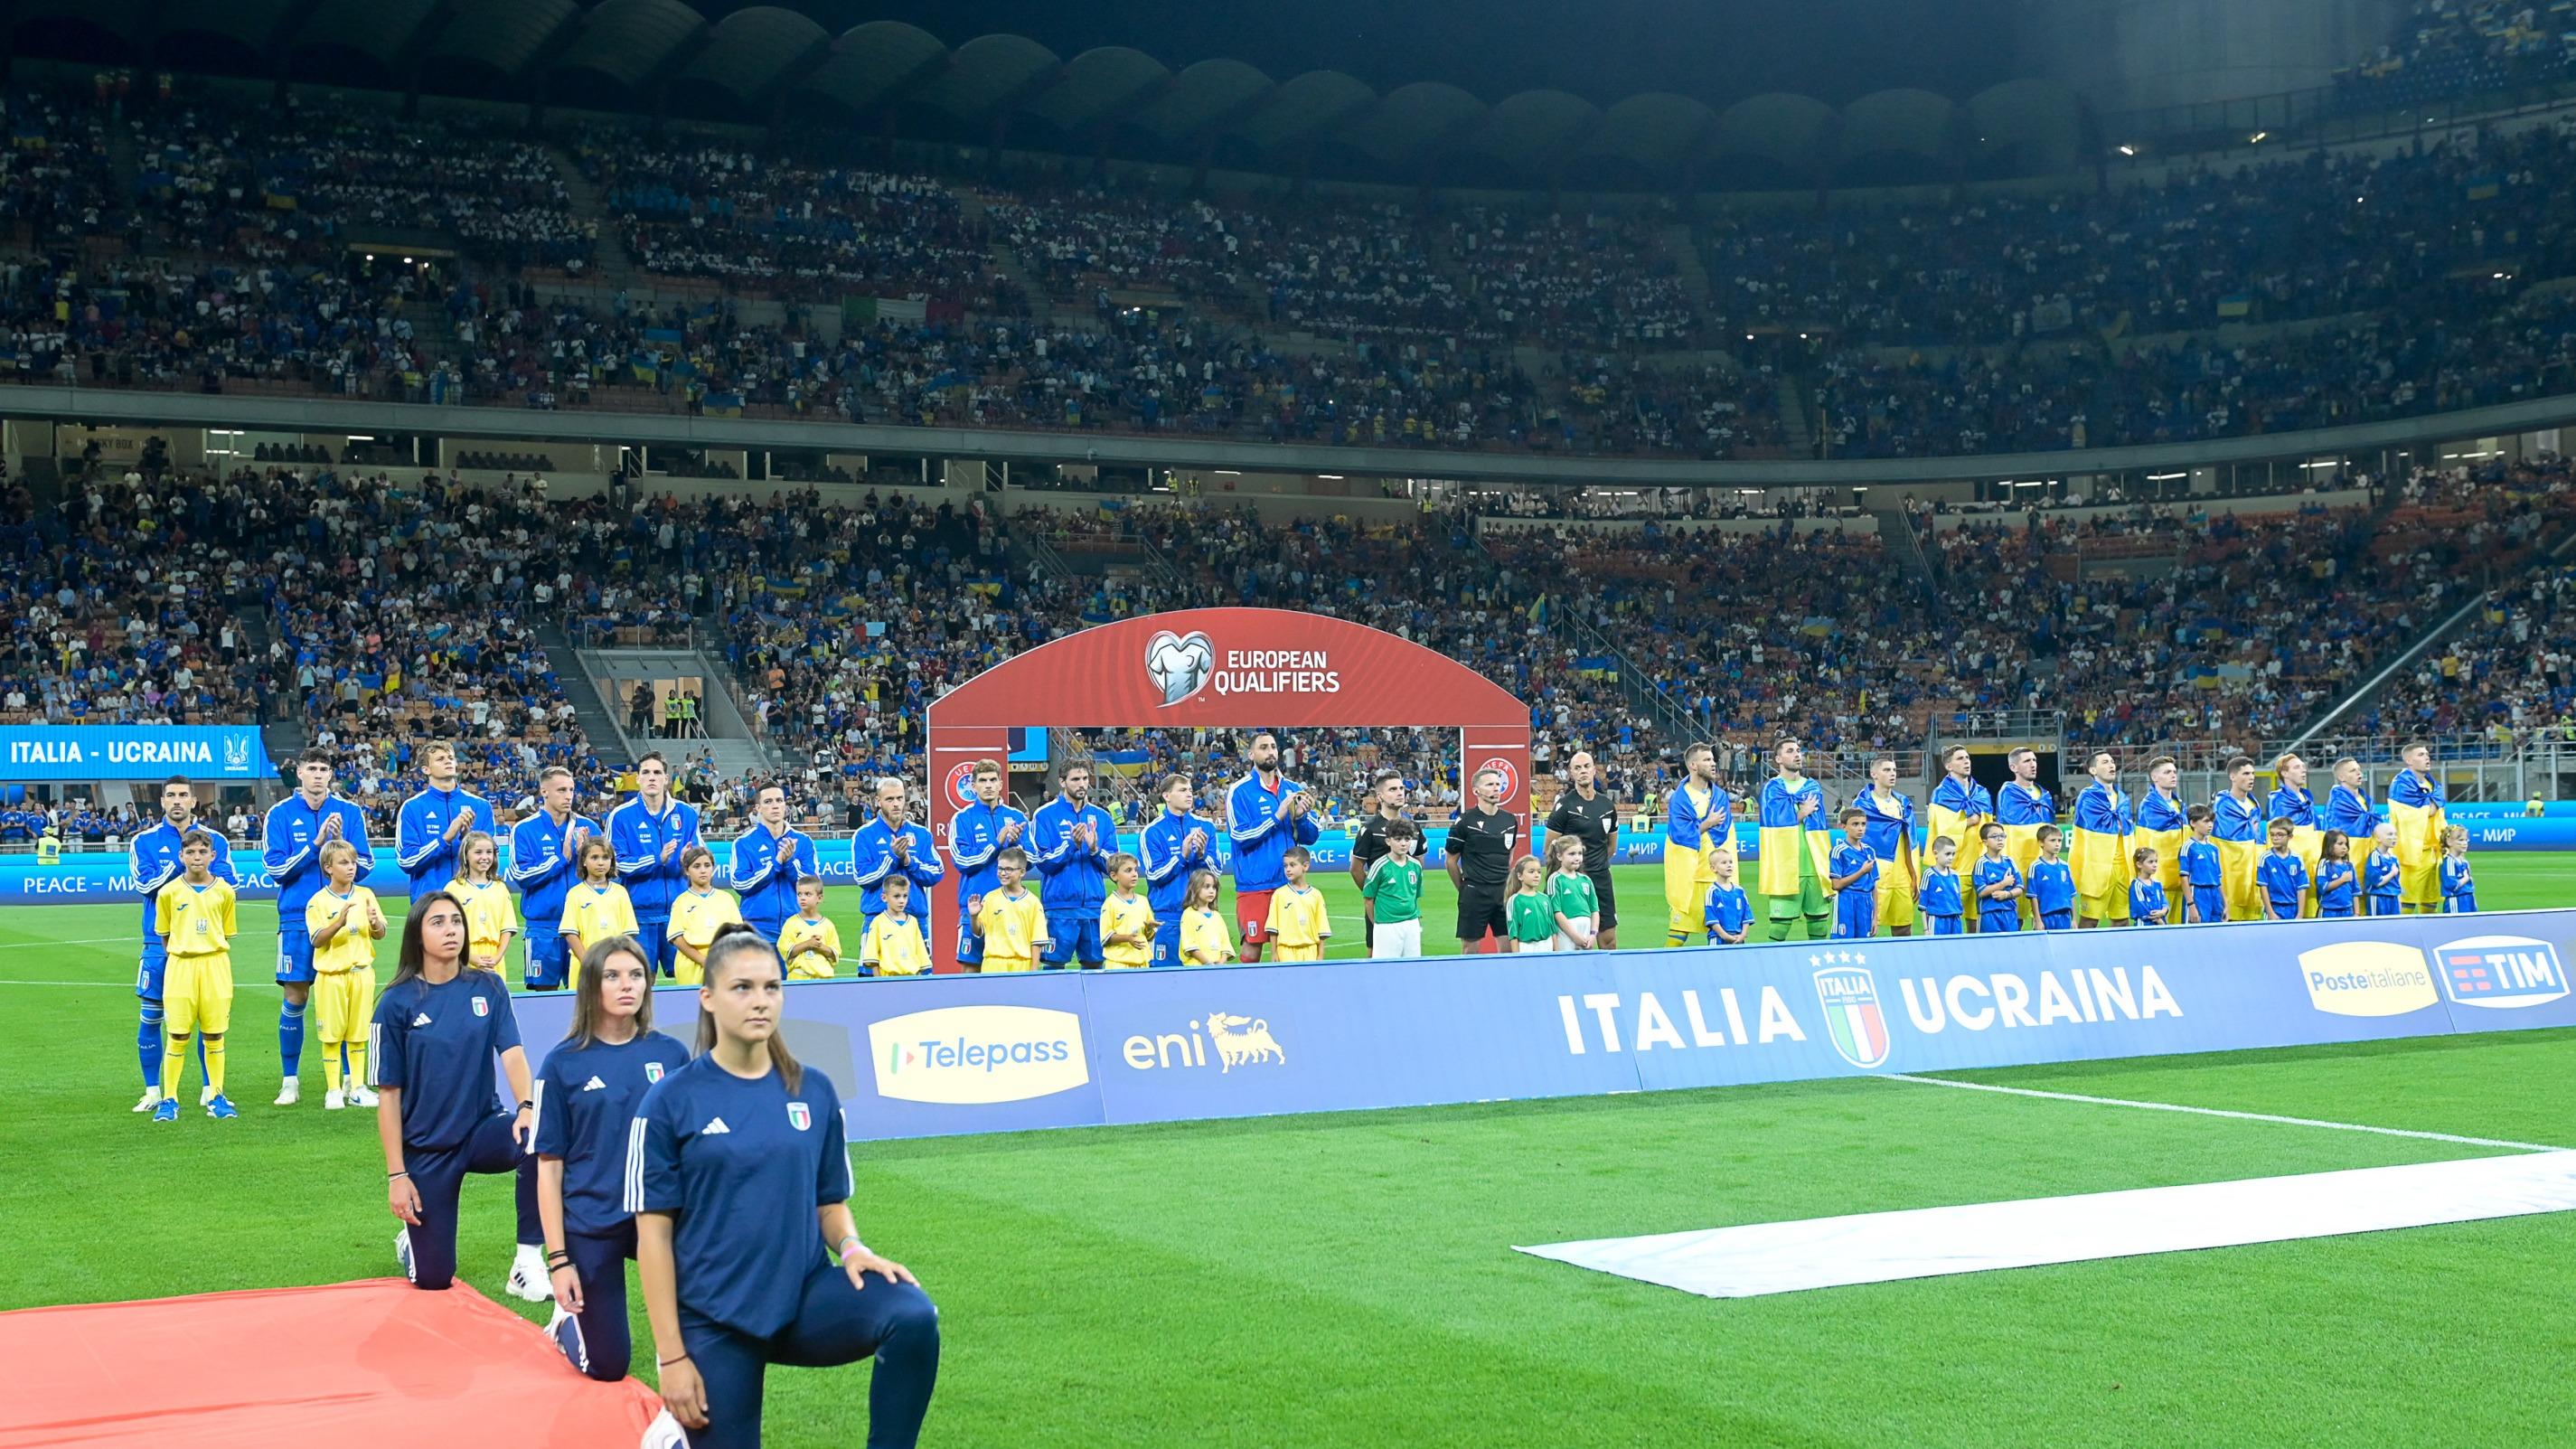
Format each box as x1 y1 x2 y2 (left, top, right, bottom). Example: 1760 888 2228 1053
534 935 691 1380
631 923 940 1447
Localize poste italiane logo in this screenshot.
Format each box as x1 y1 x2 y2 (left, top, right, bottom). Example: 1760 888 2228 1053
868 1004 1088 1105
2296 942 2438 1017
1146 630 1216 708
1120 1011 1287 1074
2431 935 2570 1010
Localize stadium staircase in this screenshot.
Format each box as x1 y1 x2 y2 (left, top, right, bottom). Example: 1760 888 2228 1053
563 635 776 782
548 146 639 289
1662 223 1712 306
535 623 637 770
1776 377 1818 455
2285 522 2576 749
15 454 63 511
1868 506 1941 597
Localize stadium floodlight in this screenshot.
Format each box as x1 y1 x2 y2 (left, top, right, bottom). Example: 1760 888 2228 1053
2248 131 2268 144
2117 145 2136 156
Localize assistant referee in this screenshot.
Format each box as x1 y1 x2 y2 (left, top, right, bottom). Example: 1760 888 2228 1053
1447 768 1518 953
1543 752 1621 951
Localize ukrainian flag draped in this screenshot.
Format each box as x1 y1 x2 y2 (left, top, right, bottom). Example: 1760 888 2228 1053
1662 781 1731 936
1995 781 2054 921
2211 792 2266 920
2387 768 2448 908
2135 787 2188 900
2323 783 2382 876
2069 782 2133 916
2267 785 2322 917
1756 778 1830 899
1928 775 1994 859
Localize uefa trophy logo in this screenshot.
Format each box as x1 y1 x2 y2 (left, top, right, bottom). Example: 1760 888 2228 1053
1146 630 1216 708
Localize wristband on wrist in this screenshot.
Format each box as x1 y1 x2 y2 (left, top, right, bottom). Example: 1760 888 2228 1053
388 1170 409 1180
837 1234 867 1258
658 1352 691 1368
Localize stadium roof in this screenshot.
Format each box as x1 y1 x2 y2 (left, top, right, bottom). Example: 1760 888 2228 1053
15 1 2096 185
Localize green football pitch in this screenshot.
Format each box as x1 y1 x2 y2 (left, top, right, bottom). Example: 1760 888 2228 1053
5 859 2573 1447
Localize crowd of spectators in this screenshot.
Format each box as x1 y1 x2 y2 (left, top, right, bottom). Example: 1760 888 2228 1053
2338 1 2576 113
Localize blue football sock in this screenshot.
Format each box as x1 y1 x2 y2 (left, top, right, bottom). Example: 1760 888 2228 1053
138 1002 164 1089
279 999 306 1076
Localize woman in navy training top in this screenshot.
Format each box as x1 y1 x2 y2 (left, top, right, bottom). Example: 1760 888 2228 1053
629 923 940 1447
535 934 691 1380
374 889 545 1294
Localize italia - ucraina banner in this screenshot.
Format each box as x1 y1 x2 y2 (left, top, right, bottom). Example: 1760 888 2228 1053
922 608 1534 972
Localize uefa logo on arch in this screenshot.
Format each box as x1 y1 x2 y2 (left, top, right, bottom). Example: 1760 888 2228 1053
943 761 979 810
1476 757 1520 801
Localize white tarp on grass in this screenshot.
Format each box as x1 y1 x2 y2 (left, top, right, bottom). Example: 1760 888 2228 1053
1516 1151 2576 1298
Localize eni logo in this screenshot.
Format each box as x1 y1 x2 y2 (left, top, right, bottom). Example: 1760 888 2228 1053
1122 1010 1287 1073
1145 630 1216 708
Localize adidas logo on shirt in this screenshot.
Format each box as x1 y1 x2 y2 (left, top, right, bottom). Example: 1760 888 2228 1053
701 1117 731 1135
582 1077 608 1092
412 1013 433 1027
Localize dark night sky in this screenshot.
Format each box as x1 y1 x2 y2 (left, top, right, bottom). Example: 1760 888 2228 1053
778 0 2026 106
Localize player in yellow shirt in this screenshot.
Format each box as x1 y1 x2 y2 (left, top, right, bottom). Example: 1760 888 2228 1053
558 837 638 992
665 844 743 985
1099 853 1155 969
778 876 842 980
446 831 519 974
152 829 240 1121
305 840 387 1110
860 875 933 977
973 848 1048 974
1180 869 1236 965
1264 846 1330 963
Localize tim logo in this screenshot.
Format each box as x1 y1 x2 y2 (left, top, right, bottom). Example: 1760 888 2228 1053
1119 1010 1287 1073
1475 757 1520 802
1814 964 1891 1069
943 761 978 810
2432 936 2570 1011
1146 629 1215 708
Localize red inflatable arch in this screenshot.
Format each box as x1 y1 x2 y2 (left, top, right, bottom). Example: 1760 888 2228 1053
924 607 1531 972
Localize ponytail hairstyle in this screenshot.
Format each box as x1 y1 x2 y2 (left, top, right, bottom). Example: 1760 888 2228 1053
566 934 655 1047
692 922 802 1094
393 889 468 988
458 830 501 884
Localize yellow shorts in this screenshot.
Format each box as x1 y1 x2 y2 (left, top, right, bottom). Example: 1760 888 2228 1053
1664 842 1725 936
672 954 705 986
981 955 1036 974
1874 874 1917 930
312 968 374 1044
2076 889 2130 923
786 955 837 980
1270 943 1322 964
165 955 233 1037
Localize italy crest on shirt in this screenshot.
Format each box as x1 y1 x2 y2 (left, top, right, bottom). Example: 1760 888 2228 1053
786 1102 812 1132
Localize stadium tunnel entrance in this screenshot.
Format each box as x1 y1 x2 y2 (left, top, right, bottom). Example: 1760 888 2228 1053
924 608 1531 973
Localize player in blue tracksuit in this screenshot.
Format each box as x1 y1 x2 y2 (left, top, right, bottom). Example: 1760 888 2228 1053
532 936 692 1382
629 927 939 1449
1139 774 1221 967
728 783 819 941
608 753 700 976
946 761 1026 969
374 889 546 1302
850 777 945 948
265 750 374 1105
1225 733 1321 964
394 742 497 901
510 767 600 990
129 776 235 1110
1029 761 1117 968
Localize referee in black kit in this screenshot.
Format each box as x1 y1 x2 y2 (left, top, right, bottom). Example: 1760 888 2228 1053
1544 751 1621 950
1349 770 1409 952
1448 767 1518 953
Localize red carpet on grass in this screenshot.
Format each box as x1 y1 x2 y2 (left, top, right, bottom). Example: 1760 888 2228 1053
0 1278 664 1447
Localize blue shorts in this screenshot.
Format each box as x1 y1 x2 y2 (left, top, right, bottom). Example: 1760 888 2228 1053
2445 893 2477 914
635 915 673 976
2039 909 2073 931
1832 893 1875 940
136 937 167 999
2191 887 2227 924
1152 911 1185 967
522 927 570 991
2320 905 2355 918
1979 909 2019 934
275 924 315 984
2367 895 2401 917
1042 911 1102 967
1928 915 1963 937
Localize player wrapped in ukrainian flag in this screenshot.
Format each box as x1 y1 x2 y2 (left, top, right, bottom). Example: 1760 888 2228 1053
2067 752 2133 926
1662 743 1731 946
1757 740 1832 942
2211 757 2268 922
2387 742 2448 913
2134 756 2189 906
1993 749 2054 927
2268 753 2323 918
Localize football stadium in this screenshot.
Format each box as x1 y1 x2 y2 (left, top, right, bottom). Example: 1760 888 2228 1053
2 0 2575 1443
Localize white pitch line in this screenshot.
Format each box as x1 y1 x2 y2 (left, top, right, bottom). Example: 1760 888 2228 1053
0 936 154 947
1889 1072 2564 1153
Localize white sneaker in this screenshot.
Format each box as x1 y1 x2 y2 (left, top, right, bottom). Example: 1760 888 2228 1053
200 1084 216 1106
133 1087 163 1113
349 1086 380 1107
395 1228 415 1282
274 1077 300 1107
324 1089 346 1110
505 1244 552 1303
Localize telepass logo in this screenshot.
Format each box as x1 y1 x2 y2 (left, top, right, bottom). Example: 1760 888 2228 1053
868 1004 1090 1105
